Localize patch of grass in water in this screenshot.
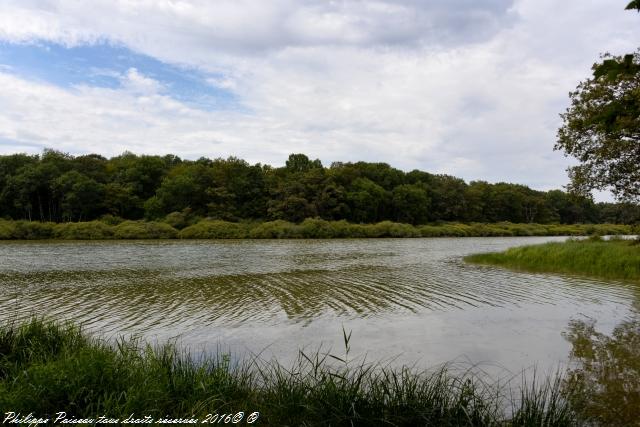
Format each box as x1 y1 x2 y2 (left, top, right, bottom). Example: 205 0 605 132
465 237 640 282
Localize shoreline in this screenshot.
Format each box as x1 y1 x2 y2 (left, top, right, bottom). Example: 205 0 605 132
0 318 578 426
0 219 635 240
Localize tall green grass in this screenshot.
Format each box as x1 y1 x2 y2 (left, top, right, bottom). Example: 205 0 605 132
465 238 640 282
0 218 634 240
0 318 577 426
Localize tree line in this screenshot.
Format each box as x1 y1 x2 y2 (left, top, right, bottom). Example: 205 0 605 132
0 150 638 225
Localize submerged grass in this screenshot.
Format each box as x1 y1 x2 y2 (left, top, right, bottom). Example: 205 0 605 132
0 218 634 240
0 318 579 426
465 237 640 282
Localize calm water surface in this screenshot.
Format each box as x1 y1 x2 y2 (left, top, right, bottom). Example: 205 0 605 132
1 237 638 376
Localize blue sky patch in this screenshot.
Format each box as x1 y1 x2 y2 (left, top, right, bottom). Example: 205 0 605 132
0 41 240 111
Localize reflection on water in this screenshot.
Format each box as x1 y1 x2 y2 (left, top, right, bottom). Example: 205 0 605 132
0 237 638 375
563 311 640 425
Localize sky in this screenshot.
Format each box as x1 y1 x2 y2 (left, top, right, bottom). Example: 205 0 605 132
0 1 638 200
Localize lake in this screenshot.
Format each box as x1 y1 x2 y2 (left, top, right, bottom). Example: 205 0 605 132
1 237 637 378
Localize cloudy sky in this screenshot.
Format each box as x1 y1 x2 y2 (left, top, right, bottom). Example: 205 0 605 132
0 1 637 197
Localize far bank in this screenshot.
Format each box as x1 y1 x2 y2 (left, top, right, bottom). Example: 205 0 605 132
0 218 635 240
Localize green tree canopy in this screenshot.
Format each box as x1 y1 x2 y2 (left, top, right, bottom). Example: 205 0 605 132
556 3 639 202
626 0 640 11
556 51 640 202
0 150 634 225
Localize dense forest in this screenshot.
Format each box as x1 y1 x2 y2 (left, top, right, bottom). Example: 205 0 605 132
1 150 638 225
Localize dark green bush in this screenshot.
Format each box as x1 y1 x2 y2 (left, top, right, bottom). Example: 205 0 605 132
247 220 299 238
0 220 13 239
9 221 56 239
53 221 114 240
367 221 421 237
163 209 199 230
113 221 178 239
98 214 124 225
178 220 247 239
298 218 341 238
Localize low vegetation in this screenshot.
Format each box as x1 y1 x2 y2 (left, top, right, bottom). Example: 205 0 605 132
0 218 634 240
0 318 579 426
465 237 640 282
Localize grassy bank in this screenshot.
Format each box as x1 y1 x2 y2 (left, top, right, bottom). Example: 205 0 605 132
465 237 640 282
0 318 576 426
0 218 634 240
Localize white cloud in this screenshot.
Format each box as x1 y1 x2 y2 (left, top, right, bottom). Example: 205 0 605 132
119 68 164 95
0 0 638 199
206 76 237 90
0 0 515 54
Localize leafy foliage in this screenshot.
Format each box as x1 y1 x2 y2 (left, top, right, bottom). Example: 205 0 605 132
556 51 640 201
556 0 640 206
0 151 638 225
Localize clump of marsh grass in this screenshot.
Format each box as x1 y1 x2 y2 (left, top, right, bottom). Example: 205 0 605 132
465 238 640 282
510 371 575 426
1 319 579 426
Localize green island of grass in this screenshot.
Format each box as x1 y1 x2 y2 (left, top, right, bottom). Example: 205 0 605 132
465 237 640 282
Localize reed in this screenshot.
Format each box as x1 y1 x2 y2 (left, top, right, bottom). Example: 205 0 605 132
465 237 640 282
0 318 579 426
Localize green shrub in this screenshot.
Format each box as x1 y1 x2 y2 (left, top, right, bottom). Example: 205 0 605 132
113 221 178 239
53 221 114 240
98 214 124 225
418 225 446 237
298 218 340 238
163 209 199 230
367 221 421 237
247 220 299 238
331 220 368 238
179 220 247 239
8 221 56 239
440 223 472 237
163 211 188 229
0 220 14 239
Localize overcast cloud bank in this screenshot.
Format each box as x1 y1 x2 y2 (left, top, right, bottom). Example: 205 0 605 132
0 0 638 198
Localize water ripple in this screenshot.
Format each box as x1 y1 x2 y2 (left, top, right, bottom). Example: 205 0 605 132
1 238 638 333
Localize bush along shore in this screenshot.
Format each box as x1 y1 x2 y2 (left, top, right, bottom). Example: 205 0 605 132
0 218 635 240
465 236 640 282
0 318 581 426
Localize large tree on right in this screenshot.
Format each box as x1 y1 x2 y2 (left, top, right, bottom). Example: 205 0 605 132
555 3 639 202
556 51 640 202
